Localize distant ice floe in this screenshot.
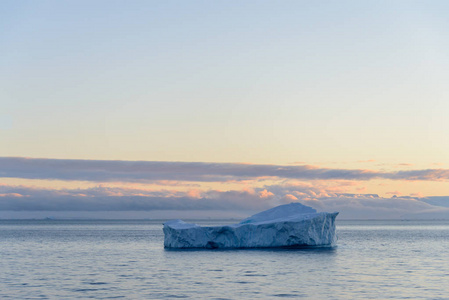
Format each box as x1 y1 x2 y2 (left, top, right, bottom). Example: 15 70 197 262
163 203 338 249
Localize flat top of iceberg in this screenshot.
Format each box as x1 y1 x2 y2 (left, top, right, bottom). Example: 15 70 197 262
164 219 200 229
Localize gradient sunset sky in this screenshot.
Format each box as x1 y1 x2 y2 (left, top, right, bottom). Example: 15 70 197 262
1 1 449 219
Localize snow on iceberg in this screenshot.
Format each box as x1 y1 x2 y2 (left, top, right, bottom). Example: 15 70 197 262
163 203 338 249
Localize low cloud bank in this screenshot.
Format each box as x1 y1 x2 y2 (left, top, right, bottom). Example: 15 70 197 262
1 184 449 219
0 185 269 212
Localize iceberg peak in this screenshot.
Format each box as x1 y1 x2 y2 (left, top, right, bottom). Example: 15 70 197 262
239 202 317 224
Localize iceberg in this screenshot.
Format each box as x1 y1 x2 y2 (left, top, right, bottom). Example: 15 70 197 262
163 203 338 249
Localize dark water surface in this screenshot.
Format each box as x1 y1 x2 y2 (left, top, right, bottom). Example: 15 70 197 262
1 219 449 299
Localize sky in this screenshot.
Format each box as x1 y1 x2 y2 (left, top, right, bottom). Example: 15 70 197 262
1 1 449 219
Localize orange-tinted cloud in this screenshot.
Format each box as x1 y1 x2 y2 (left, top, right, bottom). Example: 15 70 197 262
386 191 402 195
1 183 449 219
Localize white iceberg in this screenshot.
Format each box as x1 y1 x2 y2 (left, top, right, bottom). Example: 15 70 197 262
163 203 338 249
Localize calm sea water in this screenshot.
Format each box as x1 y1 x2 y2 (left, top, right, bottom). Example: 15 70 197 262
1 219 449 299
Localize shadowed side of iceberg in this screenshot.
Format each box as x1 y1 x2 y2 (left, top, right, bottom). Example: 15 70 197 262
163 203 339 249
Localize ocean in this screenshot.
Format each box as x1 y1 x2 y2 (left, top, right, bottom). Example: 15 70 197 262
1 219 448 299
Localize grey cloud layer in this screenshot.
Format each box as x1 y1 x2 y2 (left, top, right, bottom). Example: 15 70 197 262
0 186 268 212
1 184 449 219
1 157 449 182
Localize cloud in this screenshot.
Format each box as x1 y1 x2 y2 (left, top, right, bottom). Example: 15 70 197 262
256 184 449 219
1 157 449 183
420 196 449 208
300 195 449 219
388 169 449 181
0 185 272 212
1 184 449 219
386 191 402 195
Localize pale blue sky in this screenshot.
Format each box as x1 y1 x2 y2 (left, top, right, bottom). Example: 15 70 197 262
2 1 449 218
1 0 449 165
